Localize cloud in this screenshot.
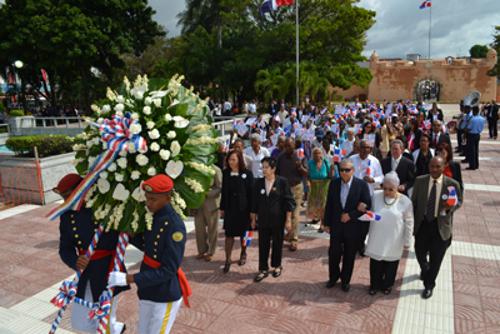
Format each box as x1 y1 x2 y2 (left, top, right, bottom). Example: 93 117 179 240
149 0 185 36
358 0 500 59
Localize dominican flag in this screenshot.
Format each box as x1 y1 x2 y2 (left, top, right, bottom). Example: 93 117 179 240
260 0 294 15
333 147 347 163
242 231 254 247
444 186 459 207
419 0 431 9
365 160 371 176
358 211 382 222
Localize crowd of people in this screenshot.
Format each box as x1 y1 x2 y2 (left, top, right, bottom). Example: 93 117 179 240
194 99 484 298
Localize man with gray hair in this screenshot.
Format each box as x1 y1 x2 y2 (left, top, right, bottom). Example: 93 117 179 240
381 139 416 194
244 133 270 178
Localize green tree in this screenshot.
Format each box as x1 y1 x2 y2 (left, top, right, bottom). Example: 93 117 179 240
488 26 500 79
0 0 163 111
470 44 489 58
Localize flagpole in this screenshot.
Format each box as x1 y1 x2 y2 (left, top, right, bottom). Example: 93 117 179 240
428 4 432 59
295 0 300 107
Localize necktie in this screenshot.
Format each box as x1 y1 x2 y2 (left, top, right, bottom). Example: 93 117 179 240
426 180 437 221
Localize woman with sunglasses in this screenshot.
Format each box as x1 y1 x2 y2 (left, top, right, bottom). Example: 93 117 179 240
364 172 414 295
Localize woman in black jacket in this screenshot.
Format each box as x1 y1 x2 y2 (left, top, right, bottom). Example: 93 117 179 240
251 157 295 282
220 150 254 273
437 142 463 191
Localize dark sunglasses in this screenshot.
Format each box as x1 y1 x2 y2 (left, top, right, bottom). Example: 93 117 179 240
340 168 352 173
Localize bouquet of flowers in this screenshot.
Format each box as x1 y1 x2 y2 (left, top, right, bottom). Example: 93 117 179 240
70 74 218 232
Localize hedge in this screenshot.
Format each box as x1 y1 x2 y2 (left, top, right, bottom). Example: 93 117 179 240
8 109 24 117
6 135 74 158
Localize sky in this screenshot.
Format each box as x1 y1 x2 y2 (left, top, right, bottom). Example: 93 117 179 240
151 0 500 59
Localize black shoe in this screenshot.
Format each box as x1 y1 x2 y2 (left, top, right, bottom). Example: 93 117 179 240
272 267 282 278
254 270 268 282
421 288 433 299
120 324 127 334
461 159 468 163
465 167 476 170
383 287 392 295
238 253 247 266
341 283 350 292
368 288 377 295
325 280 337 289
223 261 231 273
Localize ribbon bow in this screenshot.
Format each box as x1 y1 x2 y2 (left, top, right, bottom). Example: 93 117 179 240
50 280 78 309
88 290 112 321
48 112 147 220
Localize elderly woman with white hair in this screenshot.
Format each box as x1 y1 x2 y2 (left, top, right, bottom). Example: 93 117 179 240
363 171 414 295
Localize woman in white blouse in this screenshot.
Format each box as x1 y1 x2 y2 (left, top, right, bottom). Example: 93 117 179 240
364 172 414 295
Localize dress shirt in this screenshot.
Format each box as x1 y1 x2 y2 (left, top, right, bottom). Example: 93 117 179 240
467 115 485 134
428 174 443 218
391 156 402 171
350 154 383 195
340 177 353 209
244 146 270 178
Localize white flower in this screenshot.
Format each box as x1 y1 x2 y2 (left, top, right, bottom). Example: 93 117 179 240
164 114 172 122
102 104 111 113
127 142 137 153
97 118 104 124
115 173 124 182
150 142 160 152
97 178 111 194
153 98 162 108
123 76 131 92
131 112 139 120
165 160 183 179
131 170 141 180
112 183 130 201
144 97 152 106
148 129 160 140
118 149 127 157
147 167 157 176
150 90 168 99
114 103 124 113
143 106 151 115
99 171 108 179
138 145 148 154
146 121 155 130
159 149 171 161
185 177 204 193
133 90 144 100
173 116 189 129
91 104 101 114
88 156 97 167
92 137 100 146
136 154 149 166
170 141 181 157
116 95 125 104
186 162 215 175
115 110 124 117
72 144 86 151
167 131 176 139
117 157 127 169
130 123 142 135
107 163 117 172
132 186 145 202
106 87 117 101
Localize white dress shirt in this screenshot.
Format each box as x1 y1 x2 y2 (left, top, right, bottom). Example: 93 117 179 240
340 177 353 209
350 154 383 195
244 146 270 178
391 156 402 171
428 174 443 218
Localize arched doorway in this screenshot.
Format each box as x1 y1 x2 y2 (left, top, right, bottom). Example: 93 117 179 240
415 79 441 102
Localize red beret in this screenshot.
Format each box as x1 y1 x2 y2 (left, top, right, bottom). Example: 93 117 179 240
56 173 82 194
142 174 174 193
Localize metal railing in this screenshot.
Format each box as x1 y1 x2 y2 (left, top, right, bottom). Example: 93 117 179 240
34 116 85 128
0 124 9 134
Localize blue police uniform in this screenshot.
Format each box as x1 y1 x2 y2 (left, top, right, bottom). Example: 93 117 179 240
59 207 128 301
131 203 186 303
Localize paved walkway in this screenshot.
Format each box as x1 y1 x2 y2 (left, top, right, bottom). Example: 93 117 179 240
0 122 499 333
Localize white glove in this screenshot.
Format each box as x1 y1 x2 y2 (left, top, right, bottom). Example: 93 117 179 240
108 271 127 288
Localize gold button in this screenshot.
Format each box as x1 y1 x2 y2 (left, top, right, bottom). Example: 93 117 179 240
153 255 157 259
160 228 164 232
156 235 160 239
72 227 77 231
74 234 79 238
154 241 158 246
71 220 75 224
78 241 82 245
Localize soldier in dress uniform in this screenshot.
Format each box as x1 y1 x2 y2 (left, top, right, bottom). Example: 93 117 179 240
108 174 190 334
56 173 127 334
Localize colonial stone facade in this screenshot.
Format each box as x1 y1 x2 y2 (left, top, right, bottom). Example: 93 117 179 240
334 49 498 103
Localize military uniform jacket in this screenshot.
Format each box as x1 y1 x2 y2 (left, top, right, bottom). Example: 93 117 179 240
251 176 296 228
59 208 128 301
131 204 186 303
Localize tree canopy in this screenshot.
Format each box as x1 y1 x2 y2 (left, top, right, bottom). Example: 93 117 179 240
469 44 489 58
0 0 163 110
173 0 375 103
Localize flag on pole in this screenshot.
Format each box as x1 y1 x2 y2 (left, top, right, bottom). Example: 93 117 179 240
419 0 431 9
260 0 294 15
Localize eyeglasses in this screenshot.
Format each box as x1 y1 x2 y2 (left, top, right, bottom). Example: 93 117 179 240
340 168 352 173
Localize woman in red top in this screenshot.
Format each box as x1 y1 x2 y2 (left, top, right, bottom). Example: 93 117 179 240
436 142 463 192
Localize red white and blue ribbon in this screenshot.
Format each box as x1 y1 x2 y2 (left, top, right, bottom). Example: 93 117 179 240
443 186 459 207
358 211 382 222
47 113 147 221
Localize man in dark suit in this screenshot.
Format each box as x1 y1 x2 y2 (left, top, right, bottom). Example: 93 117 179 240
322 159 372 292
412 156 463 299
430 120 451 149
381 139 416 194
486 100 498 139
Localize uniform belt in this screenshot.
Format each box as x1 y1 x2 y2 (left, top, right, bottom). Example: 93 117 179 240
143 254 192 307
79 249 115 261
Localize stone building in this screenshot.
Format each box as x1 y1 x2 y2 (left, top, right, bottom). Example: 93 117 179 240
335 49 498 103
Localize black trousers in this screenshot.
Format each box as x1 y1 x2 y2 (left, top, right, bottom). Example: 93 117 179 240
488 118 498 138
369 258 399 290
415 219 451 290
456 129 464 151
258 225 284 271
466 133 480 169
328 228 359 284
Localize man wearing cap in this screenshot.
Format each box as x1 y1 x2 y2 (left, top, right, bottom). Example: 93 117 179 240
55 173 127 334
108 174 190 334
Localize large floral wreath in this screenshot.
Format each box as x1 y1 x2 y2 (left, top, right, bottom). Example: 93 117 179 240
71 75 218 233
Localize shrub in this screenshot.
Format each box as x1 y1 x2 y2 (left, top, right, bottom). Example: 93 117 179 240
6 135 74 158
8 109 25 117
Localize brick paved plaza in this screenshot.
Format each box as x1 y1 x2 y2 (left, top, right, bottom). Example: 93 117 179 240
0 113 499 334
